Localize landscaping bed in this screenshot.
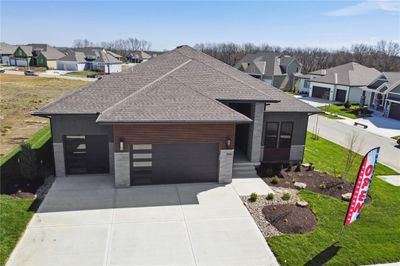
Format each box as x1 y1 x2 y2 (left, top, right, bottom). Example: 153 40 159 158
263 204 317 234
262 166 355 200
319 104 372 119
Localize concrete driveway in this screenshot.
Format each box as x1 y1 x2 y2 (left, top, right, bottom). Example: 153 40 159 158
7 175 278 266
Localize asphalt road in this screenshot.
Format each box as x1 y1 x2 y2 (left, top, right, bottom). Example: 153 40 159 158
308 114 400 173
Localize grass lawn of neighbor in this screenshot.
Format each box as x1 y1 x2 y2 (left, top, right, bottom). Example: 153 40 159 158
319 104 360 119
267 133 400 266
0 74 87 157
0 195 34 266
65 71 97 77
391 135 400 141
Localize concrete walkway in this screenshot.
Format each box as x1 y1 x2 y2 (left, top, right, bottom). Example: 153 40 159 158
377 175 400 186
7 175 278 266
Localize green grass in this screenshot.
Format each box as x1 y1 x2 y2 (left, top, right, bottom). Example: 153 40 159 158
65 71 97 77
319 104 359 119
0 125 51 166
391 135 400 141
0 195 34 265
267 133 400 266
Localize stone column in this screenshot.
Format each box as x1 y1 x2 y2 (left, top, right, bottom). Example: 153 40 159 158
247 102 264 162
53 143 66 177
114 152 130 187
218 149 234 184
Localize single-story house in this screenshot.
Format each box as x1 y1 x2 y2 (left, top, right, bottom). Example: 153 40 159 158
0 42 17 65
361 72 400 120
303 62 381 103
10 45 33 67
126 51 152 63
236 52 302 91
33 45 321 187
57 48 122 73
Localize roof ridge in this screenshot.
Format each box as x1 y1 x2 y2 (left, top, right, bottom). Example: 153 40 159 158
175 48 271 101
169 75 252 122
98 58 193 119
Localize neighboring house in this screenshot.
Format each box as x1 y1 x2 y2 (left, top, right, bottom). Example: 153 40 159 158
33 45 320 187
236 52 302 91
2 43 65 68
57 48 122 73
305 62 381 103
362 72 400 120
126 51 152 63
0 42 17 65
29 44 66 69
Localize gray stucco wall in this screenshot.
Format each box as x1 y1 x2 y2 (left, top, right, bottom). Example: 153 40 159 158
50 115 114 177
262 112 310 162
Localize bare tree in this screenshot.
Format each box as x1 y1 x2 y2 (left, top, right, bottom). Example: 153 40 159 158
342 132 361 180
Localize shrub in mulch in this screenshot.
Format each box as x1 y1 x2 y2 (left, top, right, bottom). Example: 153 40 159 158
263 204 317 234
262 165 370 202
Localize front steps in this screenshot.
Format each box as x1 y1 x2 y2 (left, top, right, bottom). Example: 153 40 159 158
232 161 260 178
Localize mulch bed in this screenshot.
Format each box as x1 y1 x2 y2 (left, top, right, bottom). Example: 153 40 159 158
262 165 357 200
263 204 317 234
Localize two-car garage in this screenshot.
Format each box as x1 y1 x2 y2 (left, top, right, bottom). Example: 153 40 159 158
388 101 400 120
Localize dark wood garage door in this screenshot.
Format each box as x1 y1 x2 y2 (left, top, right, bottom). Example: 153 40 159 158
64 135 109 175
130 143 218 185
335 89 347 102
389 102 400 120
312 86 330 99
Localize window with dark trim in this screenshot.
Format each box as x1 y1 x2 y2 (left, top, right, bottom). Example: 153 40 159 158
265 122 279 148
279 122 293 148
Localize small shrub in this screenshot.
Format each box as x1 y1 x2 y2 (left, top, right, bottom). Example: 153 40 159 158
266 193 274 200
344 100 352 109
295 163 301 172
319 183 327 190
282 192 291 201
286 162 293 172
307 163 314 171
249 192 258 202
337 185 344 190
265 168 274 177
271 176 279 184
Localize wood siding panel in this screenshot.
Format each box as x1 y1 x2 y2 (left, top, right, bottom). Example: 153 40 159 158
113 124 235 151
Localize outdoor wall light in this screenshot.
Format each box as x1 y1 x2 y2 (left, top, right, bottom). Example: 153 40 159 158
226 137 232 149
119 138 125 151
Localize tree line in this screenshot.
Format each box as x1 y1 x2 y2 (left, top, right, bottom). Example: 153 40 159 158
72 38 152 58
194 40 400 72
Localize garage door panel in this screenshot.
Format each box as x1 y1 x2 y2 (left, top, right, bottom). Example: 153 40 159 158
389 102 400 120
312 86 330 99
131 143 218 185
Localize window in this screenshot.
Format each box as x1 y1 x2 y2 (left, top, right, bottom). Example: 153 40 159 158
304 80 310 89
279 122 293 148
265 122 279 148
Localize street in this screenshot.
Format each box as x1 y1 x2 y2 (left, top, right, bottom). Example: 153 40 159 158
308 114 400 173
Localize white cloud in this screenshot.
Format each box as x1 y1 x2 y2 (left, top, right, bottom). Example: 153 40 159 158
324 0 400 16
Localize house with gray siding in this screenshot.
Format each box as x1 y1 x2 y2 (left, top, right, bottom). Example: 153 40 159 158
34 45 321 188
236 52 302 91
362 72 400 120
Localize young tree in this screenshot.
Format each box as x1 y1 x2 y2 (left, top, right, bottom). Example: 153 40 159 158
342 132 360 179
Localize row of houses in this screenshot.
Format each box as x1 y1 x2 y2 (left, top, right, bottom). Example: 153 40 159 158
237 53 400 120
0 42 156 73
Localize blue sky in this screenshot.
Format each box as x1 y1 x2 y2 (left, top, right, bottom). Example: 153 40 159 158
1 0 399 50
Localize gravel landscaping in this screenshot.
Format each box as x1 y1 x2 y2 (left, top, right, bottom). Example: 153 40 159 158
241 187 300 238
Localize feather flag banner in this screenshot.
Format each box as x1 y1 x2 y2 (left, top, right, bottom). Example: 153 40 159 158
344 147 380 225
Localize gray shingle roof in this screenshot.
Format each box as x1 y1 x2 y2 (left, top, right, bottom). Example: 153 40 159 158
0 42 17 54
312 62 381 86
35 45 320 122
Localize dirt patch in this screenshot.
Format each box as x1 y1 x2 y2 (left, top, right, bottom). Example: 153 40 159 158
262 165 357 200
263 204 317 234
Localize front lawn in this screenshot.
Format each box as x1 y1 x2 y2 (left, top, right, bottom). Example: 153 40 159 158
65 71 97 77
267 133 400 265
0 195 34 265
319 104 360 119
391 135 400 141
